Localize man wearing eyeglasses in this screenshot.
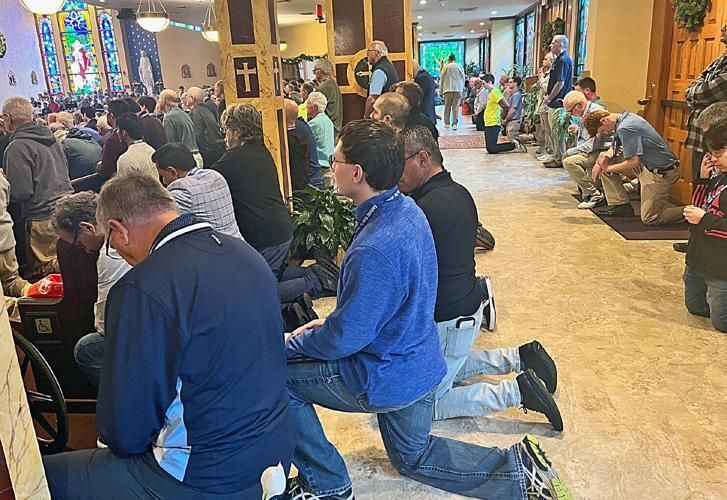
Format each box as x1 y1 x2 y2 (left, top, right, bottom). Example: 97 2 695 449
685 24 727 185
364 40 399 119
50 191 131 388
561 90 609 209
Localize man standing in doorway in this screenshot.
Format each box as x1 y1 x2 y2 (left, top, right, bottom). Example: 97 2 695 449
685 24 727 183
414 59 437 125
439 54 466 129
543 35 574 168
314 59 343 138
364 41 399 119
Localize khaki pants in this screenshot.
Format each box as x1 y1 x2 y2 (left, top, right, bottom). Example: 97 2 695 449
601 166 684 226
547 107 566 158
443 92 460 126
538 111 553 154
0 247 30 298
25 219 59 277
506 119 522 142
563 151 602 198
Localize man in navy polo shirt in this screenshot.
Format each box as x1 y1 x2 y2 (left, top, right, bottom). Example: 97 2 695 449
543 35 574 167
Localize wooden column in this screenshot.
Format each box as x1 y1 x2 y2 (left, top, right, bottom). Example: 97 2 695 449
324 0 414 124
216 0 291 198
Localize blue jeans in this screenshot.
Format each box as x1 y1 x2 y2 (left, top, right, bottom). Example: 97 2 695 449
258 237 322 303
286 359 526 499
434 304 521 420
684 265 727 332
74 332 105 388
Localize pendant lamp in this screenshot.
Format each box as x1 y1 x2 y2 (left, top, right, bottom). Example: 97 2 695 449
136 0 170 33
19 0 65 15
201 1 218 42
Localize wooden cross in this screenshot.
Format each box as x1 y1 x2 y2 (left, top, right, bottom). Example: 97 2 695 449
236 62 258 92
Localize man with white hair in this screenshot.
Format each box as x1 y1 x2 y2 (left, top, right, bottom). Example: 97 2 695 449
185 86 225 167
313 59 343 136
364 40 399 119
307 91 335 188
542 35 574 167
158 89 202 167
561 89 609 209
1 97 72 276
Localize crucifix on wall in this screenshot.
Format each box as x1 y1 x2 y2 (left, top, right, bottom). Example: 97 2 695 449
273 56 281 96
234 56 260 98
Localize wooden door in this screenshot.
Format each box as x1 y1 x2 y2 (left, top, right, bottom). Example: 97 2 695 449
645 0 727 204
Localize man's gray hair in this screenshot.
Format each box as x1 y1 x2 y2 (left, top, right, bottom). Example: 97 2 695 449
2 97 33 123
51 191 98 234
307 91 328 113
400 125 443 166
696 102 727 129
553 34 569 49
314 58 334 77
221 104 263 142
370 40 388 56
96 173 178 232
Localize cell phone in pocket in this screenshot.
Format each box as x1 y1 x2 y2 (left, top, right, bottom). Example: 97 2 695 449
455 317 477 329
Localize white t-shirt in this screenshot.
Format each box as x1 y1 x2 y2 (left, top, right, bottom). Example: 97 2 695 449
95 248 132 334
116 142 158 180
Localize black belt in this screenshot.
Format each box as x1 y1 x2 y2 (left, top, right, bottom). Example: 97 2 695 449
646 160 679 174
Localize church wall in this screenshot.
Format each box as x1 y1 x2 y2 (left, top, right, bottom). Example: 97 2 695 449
279 22 328 57
465 38 481 68
585 0 655 113
156 26 222 91
0 2 47 100
491 19 515 80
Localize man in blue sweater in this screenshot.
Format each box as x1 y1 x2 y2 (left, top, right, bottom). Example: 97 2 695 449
43 173 294 499
284 120 572 500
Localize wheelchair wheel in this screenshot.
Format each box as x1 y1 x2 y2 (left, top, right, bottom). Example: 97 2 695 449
12 329 69 455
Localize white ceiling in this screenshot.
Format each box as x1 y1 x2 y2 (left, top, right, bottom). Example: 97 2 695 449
80 0 533 38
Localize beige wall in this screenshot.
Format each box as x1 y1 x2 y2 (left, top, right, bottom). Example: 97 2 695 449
491 19 515 80
156 26 221 91
0 2 47 99
585 0 655 113
279 22 328 57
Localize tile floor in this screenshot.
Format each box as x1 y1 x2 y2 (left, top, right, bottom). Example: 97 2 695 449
311 139 727 499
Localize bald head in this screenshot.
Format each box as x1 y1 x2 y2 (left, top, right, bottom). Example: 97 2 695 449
159 89 180 114
284 99 299 128
563 90 588 117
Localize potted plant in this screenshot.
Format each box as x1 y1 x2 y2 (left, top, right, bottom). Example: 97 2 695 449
291 186 356 264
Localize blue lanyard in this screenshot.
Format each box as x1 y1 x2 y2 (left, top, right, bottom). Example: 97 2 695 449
350 190 400 244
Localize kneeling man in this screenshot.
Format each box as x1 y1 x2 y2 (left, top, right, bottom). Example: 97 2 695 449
43 173 294 498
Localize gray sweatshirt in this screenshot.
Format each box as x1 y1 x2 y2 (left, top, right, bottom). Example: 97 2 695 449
2 123 73 221
0 174 17 253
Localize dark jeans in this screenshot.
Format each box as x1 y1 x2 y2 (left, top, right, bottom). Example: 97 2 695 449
258 237 322 303
74 332 105 388
684 265 727 332
484 126 516 154
43 449 261 499
692 150 705 184
286 359 526 498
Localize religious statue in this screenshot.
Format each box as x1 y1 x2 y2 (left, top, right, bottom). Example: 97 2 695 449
8 71 16 87
207 63 217 77
139 50 155 96
182 64 192 79
31 71 38 85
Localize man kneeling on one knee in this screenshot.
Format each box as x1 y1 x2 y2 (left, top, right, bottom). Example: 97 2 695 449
583 109 685 225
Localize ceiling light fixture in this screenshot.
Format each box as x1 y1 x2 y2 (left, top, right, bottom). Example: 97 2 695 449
479 21 485 26
417 25 423 30
136 0 171 33
201 1 218 42
19 0 65 15
470 30 474 33
417 15 423 19
491 10 498 15
280 40 288 51
420 0 427 5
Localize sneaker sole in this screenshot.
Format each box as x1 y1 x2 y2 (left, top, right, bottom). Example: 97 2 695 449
483 276 496 331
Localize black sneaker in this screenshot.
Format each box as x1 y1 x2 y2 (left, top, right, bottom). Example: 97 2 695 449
295 293 319 322
518 435 573 499
596 203 635 217
519 341 557 393
673 242 688 253
517 369 563 431
280 477 354 500
477 276 496 331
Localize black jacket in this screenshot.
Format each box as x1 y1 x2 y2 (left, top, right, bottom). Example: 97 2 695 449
687 173 727 280
211 141 293 249
63 128 102 180
369 56 399 95
190 106 225 167
411 170 484 322
406 109 439 142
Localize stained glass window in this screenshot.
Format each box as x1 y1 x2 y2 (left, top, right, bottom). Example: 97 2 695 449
526 12 537 73
515 17 526 68
575 0 590 76
418 41 466 78
97 9 123 92
58 0 100 94
35 15 63 94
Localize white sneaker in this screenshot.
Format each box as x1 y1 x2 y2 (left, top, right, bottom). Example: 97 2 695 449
538 154 555 162
444 124 450 129
577 193 605 209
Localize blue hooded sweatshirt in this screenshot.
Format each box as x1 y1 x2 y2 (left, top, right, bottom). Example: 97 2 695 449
286 187 446 407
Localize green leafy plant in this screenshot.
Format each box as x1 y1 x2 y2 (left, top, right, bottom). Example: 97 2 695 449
672 0 709 31
550 108 577 150
464 61 479 75
291 186 356 261
541 17 566 51
523 90 541 126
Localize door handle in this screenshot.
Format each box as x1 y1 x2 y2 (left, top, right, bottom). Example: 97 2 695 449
638 98 652 105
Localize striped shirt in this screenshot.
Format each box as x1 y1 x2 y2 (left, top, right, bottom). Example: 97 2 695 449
167 167 243 240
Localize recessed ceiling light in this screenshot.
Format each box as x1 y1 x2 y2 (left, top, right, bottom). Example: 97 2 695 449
470 30 475 33
417 25 423 30
479 21 484 26
417 15 423 19
420 0 427 5
491 10 498 15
